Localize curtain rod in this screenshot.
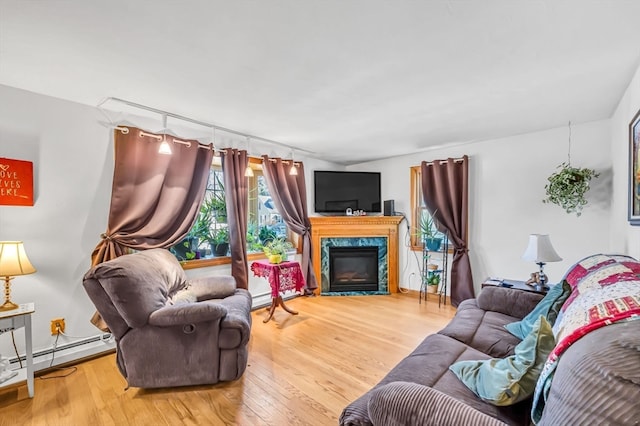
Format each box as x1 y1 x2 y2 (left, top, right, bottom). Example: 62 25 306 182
97 97 317 156
423 157 466 166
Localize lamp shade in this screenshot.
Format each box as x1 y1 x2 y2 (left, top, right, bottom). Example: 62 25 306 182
522 234 562 263
0 241 36 276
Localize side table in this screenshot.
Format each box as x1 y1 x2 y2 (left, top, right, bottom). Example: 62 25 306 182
0 302 35 397
481 278 548 294
251 260 306 323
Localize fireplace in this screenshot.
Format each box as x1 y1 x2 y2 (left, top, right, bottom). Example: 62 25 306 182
329 246 379 292
311 216 401 295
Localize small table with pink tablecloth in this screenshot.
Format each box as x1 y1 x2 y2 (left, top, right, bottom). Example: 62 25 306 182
250 260 306 323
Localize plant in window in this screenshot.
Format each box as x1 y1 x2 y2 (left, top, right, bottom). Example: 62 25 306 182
208 227 229 257
209 173 227 222
246 221 263 253
262 237 293 264
543 162 599 216
258 225 277 245
419 210 443 251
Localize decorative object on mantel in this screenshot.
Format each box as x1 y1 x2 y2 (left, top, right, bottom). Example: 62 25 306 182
0 241 36 311
628 108 640 225
543 122 599 216
522 234 562 292
0 158 34 206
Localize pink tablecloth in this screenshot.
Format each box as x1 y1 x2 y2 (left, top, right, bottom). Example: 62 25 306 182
251 260 306 298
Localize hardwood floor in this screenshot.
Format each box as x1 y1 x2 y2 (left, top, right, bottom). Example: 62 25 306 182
0 293 456 426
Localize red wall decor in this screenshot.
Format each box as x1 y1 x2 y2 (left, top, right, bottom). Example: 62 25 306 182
0 157 34 206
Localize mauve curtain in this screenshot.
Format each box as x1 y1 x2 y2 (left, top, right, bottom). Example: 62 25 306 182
421 155 474 306
90 127 213 330
261 156 318 293
220 149 249 290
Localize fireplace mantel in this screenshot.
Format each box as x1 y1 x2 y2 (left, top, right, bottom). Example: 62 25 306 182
309 216 403 294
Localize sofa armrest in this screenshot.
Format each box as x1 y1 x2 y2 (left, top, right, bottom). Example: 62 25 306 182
148 302 228 327
476 286 544 319
367 382 507 426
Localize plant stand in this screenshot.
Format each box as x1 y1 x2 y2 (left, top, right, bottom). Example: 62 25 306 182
419 233 449 307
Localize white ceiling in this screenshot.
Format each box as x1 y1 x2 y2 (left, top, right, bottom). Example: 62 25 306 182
2 1 640 164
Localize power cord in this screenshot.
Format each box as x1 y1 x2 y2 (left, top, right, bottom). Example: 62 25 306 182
38 325 77 380
394 210 424 294
10 331 22 369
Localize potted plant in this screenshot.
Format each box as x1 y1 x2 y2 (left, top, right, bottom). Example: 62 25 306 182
209 173 227 222
246 221 263 253
262 237 293 264
258 225 277 245
426 271 440 293
543 162 599 216
171 238 198 261
419 211 443 252
209 227 230 257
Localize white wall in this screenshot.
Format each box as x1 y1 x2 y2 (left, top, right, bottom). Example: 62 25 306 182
0 84 114 364
348 120 613 294
0 83 341 366
610 64 640 258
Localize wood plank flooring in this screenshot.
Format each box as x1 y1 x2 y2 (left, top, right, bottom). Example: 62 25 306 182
0 293 456 426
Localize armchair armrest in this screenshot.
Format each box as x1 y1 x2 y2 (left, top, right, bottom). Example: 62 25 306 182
215 290 252 348
148 302 228 327
367 382 507 426
476 286 544 319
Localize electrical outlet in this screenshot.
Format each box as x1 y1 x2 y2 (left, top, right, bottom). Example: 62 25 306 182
50 318 65 335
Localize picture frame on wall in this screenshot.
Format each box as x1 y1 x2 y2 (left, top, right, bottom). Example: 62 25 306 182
629 109 640 225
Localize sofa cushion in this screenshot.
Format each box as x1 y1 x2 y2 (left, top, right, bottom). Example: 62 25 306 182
450 316 555 406
367 381 508 426
504 281 570 340
476 286 544 319
438 299 523 358
339 333 531 426
187 275 237 301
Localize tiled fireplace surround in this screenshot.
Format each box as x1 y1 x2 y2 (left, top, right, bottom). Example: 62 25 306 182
309 216 402 295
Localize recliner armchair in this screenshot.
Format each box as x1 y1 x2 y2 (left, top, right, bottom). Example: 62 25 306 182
83 248 252 388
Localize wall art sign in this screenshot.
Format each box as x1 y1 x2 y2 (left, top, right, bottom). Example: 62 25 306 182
0 157 34 206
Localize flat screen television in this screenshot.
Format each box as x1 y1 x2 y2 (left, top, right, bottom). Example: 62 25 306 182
314 171 381 214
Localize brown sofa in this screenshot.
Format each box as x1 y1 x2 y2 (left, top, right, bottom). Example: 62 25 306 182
340 257 640 425
83 248 252 389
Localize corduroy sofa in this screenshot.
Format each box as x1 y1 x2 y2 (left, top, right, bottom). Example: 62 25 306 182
340 254 640 426
83 248 252 389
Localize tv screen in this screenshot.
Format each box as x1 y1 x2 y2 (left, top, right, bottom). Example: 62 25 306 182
314 171 381 214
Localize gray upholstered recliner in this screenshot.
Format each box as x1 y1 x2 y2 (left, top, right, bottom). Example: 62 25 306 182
83 248 252 389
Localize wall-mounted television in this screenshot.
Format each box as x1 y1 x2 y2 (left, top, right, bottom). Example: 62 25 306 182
314 171 381 214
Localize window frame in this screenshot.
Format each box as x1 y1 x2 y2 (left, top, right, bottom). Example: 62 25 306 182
410 164 453 254
410 165 423 251
180 156 300 269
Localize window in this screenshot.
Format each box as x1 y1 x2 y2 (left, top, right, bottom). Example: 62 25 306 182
172 157 294 268
410 165 445 251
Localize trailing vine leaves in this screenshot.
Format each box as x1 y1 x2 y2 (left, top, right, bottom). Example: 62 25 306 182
543 162 599 216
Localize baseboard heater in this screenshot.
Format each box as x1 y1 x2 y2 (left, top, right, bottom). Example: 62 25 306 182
9 333 112 366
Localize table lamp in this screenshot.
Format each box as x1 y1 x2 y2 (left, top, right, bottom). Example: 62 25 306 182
0 241 36 311
522 234 562 291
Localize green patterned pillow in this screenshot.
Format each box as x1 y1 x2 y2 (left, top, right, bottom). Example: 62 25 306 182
449 316 555 406
505 280 571 340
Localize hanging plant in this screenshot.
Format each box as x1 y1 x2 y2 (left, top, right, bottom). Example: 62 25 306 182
543 162 599 216
542 121 599 217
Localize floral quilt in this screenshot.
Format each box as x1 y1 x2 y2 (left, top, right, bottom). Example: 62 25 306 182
531 254 640 424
